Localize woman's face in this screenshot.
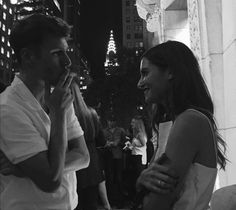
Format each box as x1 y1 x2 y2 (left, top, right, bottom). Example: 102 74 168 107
138 57 171 104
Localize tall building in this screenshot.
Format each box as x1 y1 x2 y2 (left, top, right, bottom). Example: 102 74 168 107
122 0 146 50
0 0 15 85
104 30 119 76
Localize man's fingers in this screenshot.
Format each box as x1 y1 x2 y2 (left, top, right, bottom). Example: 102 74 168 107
63 74 74 89
56 70 69 88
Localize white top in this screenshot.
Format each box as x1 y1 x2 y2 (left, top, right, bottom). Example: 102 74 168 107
131 137 147 165
0 76 84 210
155 109 217 210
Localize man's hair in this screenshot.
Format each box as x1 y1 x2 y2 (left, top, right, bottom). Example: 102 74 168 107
9 13 71 64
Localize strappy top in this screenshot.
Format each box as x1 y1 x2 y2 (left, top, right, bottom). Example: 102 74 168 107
155 109 218 210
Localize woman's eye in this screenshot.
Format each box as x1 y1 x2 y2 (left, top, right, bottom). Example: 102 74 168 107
142 72 147 77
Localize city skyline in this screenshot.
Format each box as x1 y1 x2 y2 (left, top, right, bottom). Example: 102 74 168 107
79 0 122 79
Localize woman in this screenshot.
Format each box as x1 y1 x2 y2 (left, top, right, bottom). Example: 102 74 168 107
129 116 147 170
136 41 227 210
125 116 147 202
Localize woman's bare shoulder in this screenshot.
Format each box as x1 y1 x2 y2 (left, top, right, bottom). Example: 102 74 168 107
175 109 210 129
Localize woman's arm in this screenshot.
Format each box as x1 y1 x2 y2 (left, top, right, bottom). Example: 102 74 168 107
142 111 206 210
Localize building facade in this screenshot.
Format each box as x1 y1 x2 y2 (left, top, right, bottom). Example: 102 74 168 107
0 0 15 85
122 0 148 50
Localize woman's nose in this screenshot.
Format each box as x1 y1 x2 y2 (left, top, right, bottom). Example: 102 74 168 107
137 78 144 89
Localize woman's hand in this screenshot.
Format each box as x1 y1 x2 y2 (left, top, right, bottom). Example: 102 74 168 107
0 150 24 177
136 161 178 194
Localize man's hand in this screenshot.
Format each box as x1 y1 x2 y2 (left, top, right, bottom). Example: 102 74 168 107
0 150 24 177
45 70 74 115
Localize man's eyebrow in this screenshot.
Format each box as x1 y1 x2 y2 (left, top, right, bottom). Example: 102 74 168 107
50 48 69 54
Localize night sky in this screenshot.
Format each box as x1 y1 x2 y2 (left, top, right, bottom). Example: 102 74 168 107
79 0 122 79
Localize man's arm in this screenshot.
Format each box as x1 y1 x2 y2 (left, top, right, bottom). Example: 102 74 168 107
16 110 68 193
16 71 74 193
65 135 90 172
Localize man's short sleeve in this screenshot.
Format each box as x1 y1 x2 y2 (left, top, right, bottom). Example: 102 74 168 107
0 106 48 164
66 104 84 140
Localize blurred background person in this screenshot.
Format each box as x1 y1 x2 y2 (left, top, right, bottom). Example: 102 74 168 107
103 117 126 208
124 115 147 202
71 78 111 210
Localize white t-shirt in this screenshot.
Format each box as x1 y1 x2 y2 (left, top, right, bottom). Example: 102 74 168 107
0 76 84 210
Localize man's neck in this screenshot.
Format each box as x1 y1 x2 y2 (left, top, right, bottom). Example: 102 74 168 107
18 73 46 104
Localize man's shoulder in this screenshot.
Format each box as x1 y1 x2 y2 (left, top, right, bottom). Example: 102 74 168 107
0 87 29 119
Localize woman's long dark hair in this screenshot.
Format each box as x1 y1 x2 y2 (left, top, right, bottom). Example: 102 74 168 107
142 41 227 170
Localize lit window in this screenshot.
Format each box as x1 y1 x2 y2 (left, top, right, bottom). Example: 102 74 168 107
3 4 7 9
0 60 4 66
2 24 5 31
1 36 5 43
9 8 12 14
8 29 11 35
3 12 6 20
6 63 9 69
7 41 10 47
7 51 10 58
1 47 4 54
0 0 2 5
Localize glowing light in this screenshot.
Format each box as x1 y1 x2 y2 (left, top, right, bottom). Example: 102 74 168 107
10 0 18 4
104 30 119 69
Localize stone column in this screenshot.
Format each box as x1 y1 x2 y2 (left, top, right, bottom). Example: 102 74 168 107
195 0 236 187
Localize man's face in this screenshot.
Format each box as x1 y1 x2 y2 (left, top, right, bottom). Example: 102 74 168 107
35 36 71 86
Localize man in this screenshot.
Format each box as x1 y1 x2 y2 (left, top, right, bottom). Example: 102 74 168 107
0 14 89 210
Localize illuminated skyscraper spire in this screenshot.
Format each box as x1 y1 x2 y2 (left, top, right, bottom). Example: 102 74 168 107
104 30 119 75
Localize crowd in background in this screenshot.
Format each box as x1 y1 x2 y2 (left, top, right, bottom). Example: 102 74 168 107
88 111 155 209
